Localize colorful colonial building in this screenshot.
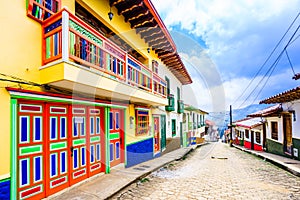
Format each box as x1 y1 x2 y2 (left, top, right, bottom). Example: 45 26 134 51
182 105 207 147
0 0 192 199
234 118 264 151
258 87 300 160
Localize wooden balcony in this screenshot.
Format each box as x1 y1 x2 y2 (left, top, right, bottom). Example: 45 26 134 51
177 100 184 114
165 94 175 112
40 9 167 105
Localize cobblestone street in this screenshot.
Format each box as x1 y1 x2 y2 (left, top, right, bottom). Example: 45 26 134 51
110 143 300 200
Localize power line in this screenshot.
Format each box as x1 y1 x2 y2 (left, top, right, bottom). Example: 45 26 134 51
250 53 283 105
290 32 300 45
0 73 41 86
247 24 300 106
285 49 295 75
232 11 300 106
0 78 40 86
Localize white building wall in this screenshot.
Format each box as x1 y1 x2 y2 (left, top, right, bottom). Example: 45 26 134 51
236 127 245 140
152 61 183 139
243 128 251 142
252 125 263 146
266 116 283 143
282 100 300 139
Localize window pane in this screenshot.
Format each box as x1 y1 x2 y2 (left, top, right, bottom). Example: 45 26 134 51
34 117 42 141
61 117 66 138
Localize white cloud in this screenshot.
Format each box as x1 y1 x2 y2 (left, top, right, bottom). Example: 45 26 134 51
152 0 300 73
180 51 300 112
153 0 300 112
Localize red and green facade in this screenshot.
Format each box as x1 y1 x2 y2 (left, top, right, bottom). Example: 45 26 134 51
0 1 194 199
8 88 126 199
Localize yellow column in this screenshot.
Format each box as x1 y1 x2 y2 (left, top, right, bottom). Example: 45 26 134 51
61 0 75 13
0 89 11 178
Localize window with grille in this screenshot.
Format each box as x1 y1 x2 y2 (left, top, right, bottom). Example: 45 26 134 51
27 0 61 22
136 110 149 136
271 121 278 140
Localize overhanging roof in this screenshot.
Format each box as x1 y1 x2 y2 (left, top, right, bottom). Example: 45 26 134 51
110 0 192 85
260 86 300 104
184 104 208 114
235 117 262 129
247 104 282 117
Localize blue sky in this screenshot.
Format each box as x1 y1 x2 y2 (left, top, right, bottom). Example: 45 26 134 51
152 0 300 112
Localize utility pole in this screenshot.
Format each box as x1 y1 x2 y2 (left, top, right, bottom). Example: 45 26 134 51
230 105 233 146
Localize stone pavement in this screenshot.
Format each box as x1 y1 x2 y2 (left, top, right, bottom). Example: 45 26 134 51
111 142 300 200
46 142 300 200
233 144 300 177
45 144 203 200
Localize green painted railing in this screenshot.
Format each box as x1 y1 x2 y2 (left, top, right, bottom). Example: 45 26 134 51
165 94 175 112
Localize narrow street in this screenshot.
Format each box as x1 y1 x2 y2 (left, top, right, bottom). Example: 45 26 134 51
111 143 300 200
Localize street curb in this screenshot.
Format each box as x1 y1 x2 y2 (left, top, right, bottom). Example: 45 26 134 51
232 144 300 177
105 143 208 199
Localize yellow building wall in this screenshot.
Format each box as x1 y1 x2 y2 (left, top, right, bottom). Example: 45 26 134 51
0 89 11 177
62 0 76 13
126 104 153 145
0 1 44 177
0 0 163 177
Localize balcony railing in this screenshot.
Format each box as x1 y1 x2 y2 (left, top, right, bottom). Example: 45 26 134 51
127 55 152 91
42 9 167 98
177 100 184 114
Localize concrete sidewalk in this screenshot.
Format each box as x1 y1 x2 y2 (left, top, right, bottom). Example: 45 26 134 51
46 144 205 200
233 144 300 177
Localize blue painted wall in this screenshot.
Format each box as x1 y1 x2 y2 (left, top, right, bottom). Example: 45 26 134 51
126 138 154 168
0 179 10 200
154 152 161 158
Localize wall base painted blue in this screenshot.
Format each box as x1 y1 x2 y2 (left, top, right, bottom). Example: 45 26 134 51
126 138 153 168
191 137 196 145
0 179 10 200
154 152 161 158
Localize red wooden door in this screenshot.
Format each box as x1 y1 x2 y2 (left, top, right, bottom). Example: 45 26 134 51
154 116 160 154
87 107 106 176
109 108 124 167
45 104 69 196
17 102 45 200
70 106 88 185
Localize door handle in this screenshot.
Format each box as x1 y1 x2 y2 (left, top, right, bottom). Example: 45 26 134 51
70 146 74 157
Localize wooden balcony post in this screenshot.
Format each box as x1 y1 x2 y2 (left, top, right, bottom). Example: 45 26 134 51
62 10 69 62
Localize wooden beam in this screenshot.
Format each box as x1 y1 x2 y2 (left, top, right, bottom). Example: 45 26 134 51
157 50 174 58
114 0 142 15
160 54 176 61
146 34 165 45
136 24 158 34
141 29 163 40
125 10 149 22
110 0 124 7
152 42 171 51
120 2 144 16
129 13 153 27
148 37 167 47
164 60 180 66
132 18 155 29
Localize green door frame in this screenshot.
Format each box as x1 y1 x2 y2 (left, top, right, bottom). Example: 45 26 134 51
180 122 183 146
160 115 166 150
172 119 176 137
